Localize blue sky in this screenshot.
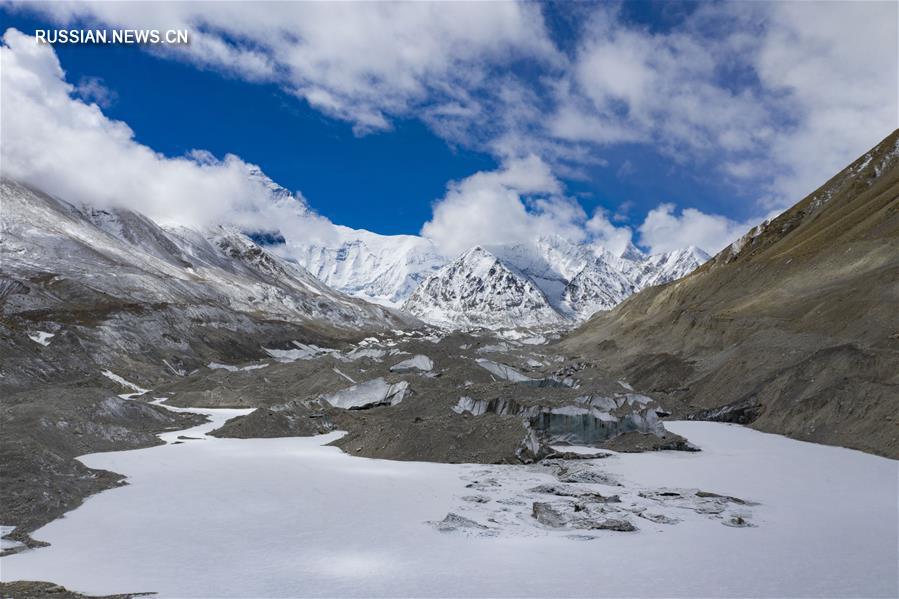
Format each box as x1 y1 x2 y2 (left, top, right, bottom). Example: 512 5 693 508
1 1 895 255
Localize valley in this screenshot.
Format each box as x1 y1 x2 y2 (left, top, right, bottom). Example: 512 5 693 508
1 122 897 599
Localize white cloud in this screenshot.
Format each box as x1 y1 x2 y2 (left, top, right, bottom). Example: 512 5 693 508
420 156 584 257
12 1 894 218
0 26 762 263
420 156 647 259
17 1 558 135
585 210 633 257
555 2 896 207
637 203 764 255
0 29 334 243
750 1 898 206
75 75 116 108
4 0 895 262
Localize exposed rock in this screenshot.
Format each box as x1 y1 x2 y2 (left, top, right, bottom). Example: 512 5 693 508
531 501 636 532
431 513 489 532
0 580 146 599
528 484 621 502
688 398 763 425
635 511 680 525
461 495 491 503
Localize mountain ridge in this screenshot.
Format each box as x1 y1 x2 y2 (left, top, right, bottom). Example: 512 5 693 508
288 227 709 328
562 128 899 458
0 179 416 390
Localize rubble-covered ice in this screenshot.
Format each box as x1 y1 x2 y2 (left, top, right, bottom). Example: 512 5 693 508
263 343 334 362
320 378 409 410
451 396 665 447
475 358 532 382
389 355 434 372
343 347 407 362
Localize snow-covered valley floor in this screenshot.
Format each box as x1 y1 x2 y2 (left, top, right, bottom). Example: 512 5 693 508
1 411 896 598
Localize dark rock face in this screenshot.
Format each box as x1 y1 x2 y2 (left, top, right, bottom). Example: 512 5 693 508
688 397 763 425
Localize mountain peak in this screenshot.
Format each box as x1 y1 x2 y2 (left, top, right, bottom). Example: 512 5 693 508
402 246 561 329
618 242 646 262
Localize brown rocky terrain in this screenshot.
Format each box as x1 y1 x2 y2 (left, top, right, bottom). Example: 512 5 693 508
562 129 899 458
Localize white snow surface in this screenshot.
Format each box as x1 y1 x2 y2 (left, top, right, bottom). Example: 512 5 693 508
285 227 447 307
100 370 148 395
207 362 269 372
282 219 709 328
27 331 55 346
403 246 565 329
0 526 24 551
0 421 895 597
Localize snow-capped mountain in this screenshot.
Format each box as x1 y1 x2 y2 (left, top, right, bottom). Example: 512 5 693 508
402 246 563 329
625 246 711 289
401 238 708 329
285 228 446 307
0 179 412 332
288 228 708 326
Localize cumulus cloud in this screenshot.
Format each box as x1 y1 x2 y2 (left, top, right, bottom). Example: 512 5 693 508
420 155 647 259
585 210 633 257
420 156 582 257
0 29 334 242
637 203 767 255
750 1 898 206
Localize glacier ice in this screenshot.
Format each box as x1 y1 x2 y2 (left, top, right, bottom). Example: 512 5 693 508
320 378 409 410
389 355 434 372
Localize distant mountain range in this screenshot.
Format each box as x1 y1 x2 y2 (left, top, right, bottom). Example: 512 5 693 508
289 230 708 329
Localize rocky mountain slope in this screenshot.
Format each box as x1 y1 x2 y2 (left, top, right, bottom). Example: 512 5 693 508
0 179 415 389
562 129 899 458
